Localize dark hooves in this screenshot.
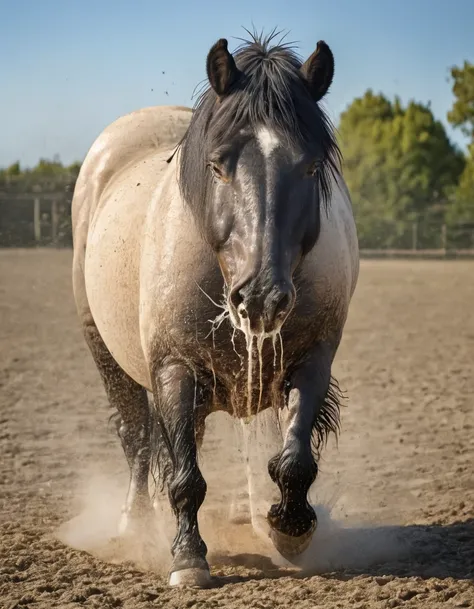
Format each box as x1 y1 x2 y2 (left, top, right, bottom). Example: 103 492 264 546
269 518 317 561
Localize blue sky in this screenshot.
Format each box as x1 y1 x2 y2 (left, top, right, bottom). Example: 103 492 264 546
1 0 473 167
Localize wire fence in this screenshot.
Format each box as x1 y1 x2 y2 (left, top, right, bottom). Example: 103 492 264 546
0 192 73 247
358 217 474 258
1 192 474 258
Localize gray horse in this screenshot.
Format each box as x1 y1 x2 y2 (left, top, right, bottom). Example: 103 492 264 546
72 32 359 587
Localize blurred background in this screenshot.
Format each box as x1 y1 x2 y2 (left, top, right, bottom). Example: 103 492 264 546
1 0 473 253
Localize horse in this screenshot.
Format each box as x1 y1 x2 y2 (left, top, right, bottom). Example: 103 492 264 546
71 32 359 587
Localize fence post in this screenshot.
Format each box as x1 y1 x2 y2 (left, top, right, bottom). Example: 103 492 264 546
51 199 59 246
34 198 41 243
412 221 418 251
441 224 447 256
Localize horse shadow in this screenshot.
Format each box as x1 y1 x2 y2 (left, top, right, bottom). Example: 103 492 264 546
209 518 474 587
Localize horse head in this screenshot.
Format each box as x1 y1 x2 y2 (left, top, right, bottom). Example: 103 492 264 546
178 33 341 336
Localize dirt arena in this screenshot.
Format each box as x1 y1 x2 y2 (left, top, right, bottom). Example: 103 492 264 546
1 249 473 609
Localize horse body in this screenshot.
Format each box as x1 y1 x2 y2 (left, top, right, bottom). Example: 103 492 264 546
74 105 357 409
72 34 359 587
72 106 192 388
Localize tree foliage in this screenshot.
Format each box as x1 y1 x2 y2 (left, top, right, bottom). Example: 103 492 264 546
448 61 474 137
339 90 465 247
446 146 474 225
447 61 474 228
0 157 80 193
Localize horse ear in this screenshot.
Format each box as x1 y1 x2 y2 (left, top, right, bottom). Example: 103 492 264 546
206 38 240 97
300 41 334 102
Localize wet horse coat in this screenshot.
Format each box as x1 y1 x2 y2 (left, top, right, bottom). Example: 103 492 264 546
72 35 359 586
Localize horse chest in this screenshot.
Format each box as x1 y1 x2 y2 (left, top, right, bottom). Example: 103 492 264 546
165 314 316 417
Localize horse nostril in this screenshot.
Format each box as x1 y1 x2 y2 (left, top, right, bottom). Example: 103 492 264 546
230 286 244 310
265 286 294 327
230 280 293 329
239 306 248 319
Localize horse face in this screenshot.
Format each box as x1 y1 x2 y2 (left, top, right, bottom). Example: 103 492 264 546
205 127 322 334
179 37 338 335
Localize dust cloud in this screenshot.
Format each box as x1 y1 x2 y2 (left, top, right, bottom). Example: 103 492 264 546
56 408 408 577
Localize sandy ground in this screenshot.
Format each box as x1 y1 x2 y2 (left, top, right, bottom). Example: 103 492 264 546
0 249 473 609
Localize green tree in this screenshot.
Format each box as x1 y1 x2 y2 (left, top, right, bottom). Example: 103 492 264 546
67 161 82 176
0 162 22 188
447 61 474 229
446 145 474 225
6 162 21 176
0 156 82 193
339 90 464 248
448 61 474 137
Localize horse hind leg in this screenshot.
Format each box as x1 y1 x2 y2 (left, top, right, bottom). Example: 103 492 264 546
82 317 152 535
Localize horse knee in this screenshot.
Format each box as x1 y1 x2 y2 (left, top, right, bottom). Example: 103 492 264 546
118 417 149 447
169 464 207 512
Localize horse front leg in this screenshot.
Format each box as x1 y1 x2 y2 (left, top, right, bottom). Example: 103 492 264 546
267 343 341 560
152 362 210 588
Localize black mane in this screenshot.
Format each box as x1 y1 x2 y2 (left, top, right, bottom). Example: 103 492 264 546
177 32 341 223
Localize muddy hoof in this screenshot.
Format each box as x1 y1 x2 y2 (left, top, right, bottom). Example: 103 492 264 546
269 518 317 560
169 567 212 588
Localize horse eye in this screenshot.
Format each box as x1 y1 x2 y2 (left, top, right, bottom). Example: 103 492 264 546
208 162 226 181
305 160 321 177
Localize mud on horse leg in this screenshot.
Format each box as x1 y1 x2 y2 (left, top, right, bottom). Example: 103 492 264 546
83 320 152 533
152 362 210 588
267 343 341 560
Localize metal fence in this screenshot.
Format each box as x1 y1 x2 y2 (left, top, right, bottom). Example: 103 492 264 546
358 217 474 258
0 192 73 247
1 193 474 258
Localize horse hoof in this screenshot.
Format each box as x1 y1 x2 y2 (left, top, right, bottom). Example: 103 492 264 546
269 519 317 560
169 567 212 588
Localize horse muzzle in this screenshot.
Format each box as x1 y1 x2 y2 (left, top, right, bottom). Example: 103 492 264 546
229 280 295 333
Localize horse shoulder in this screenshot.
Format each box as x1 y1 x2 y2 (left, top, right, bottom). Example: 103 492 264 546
303 173 359 311
72 105 192 231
